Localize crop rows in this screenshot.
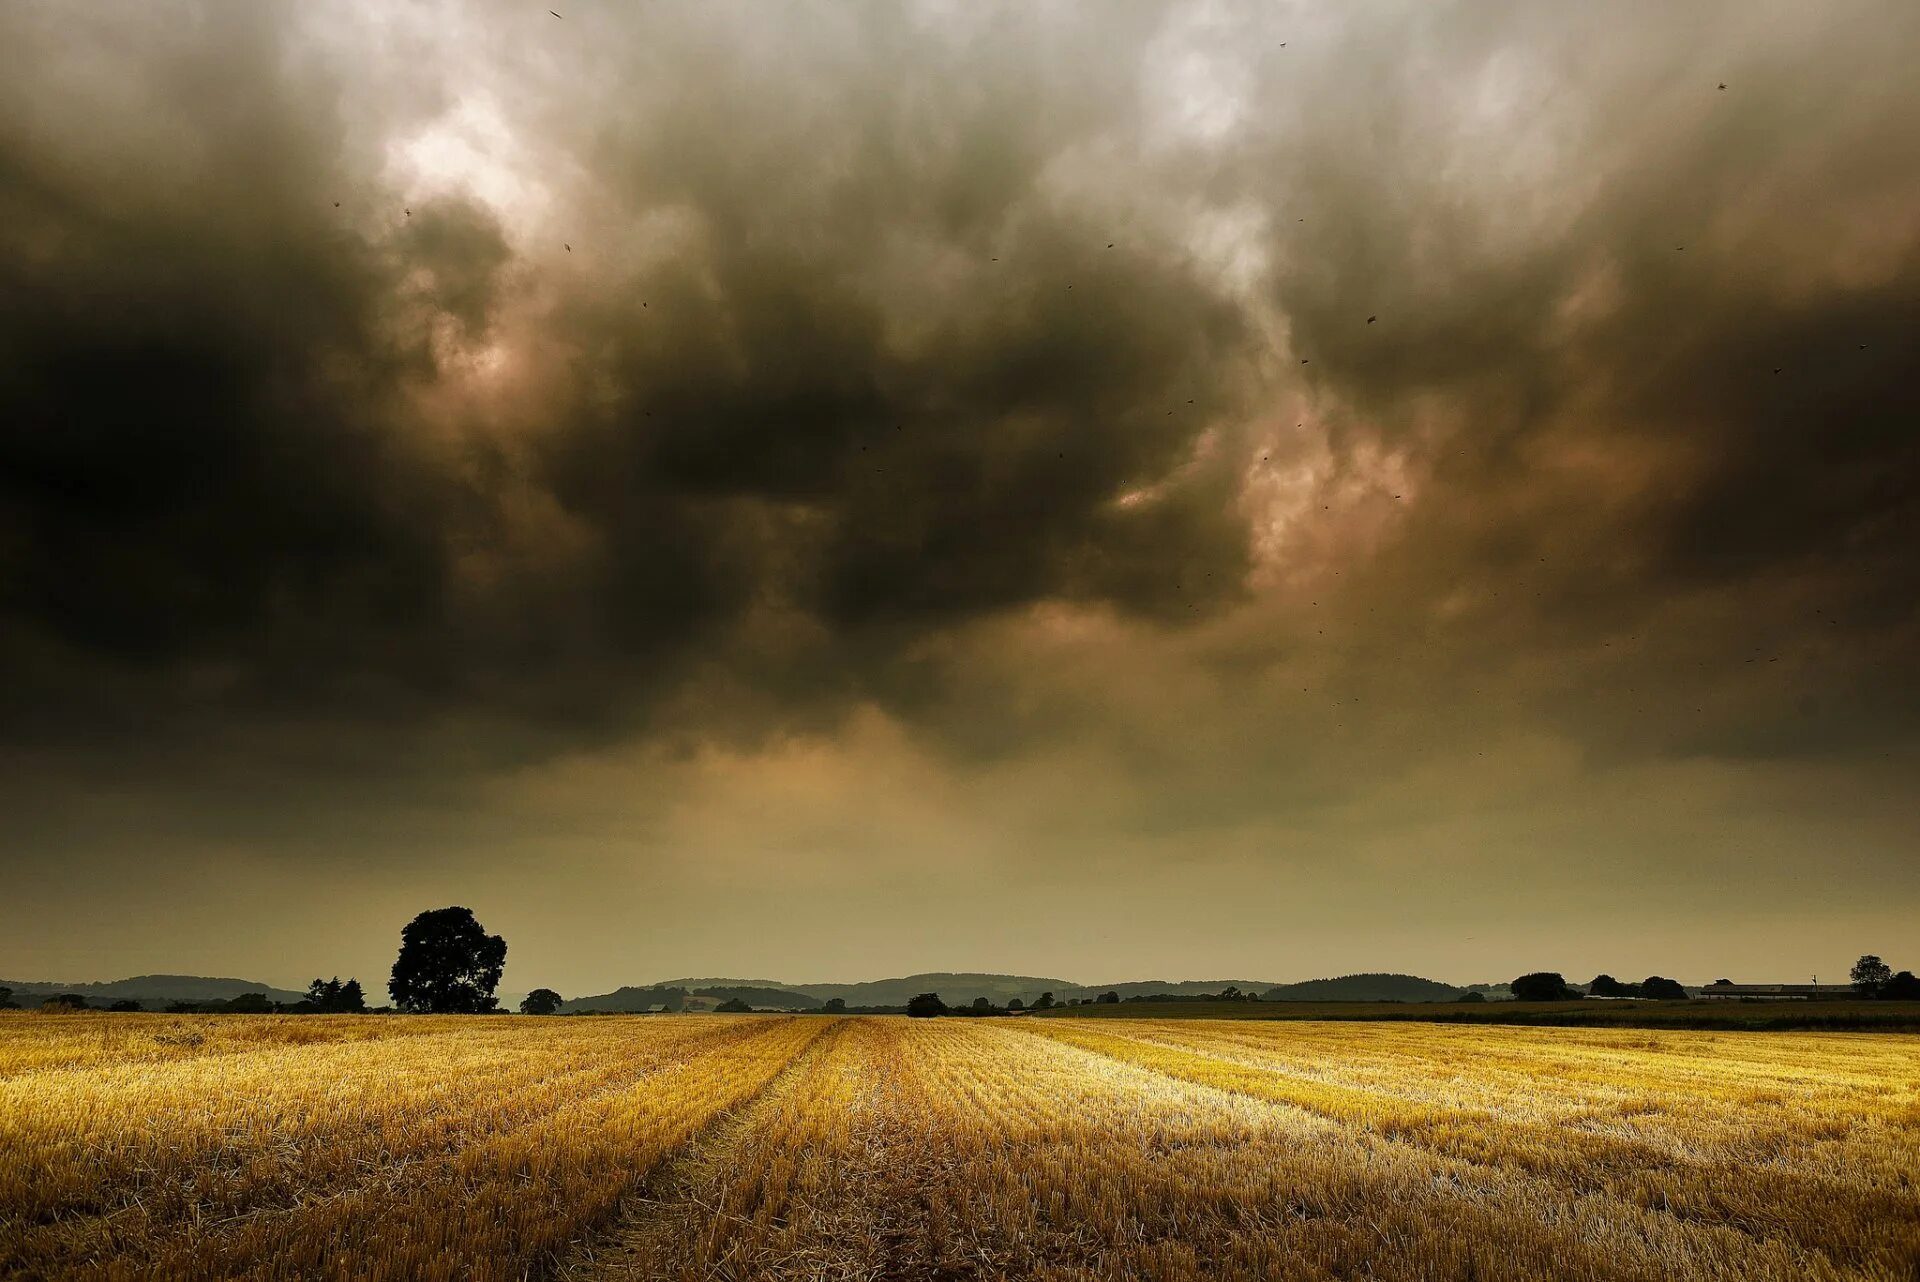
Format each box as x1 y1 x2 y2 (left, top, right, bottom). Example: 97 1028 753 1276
3 1012 1915 1280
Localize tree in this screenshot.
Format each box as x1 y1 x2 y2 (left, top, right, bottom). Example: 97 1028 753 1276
1588 974 1632 997
823 997 847 1013
0 987 15 1009
1511 972 1579 1002
305 976 368 1014
906 992 947 1018
1639 976 1687 1001
1033 991 1055 1010
1851 955 1893 996
1006 997 1024 1011
520 988 563 1016
45 993 89 1011
224 993 275 1013
713 997 753 1013
389 907 508 1014
108 999 143 1012
971 996 993 1012
1880 971 1920 1001
1218 986 1242 1001
1456 990 1486 1003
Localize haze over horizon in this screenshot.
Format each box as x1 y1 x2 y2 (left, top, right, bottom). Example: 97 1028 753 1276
3 1 1917 1000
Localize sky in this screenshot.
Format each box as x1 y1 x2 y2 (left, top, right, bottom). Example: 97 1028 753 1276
2 1 1916 998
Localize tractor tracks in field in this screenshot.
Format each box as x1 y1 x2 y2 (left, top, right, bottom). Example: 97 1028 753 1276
556 1017 996 1282
556 1016 861 1281
1015 1020 1920 1277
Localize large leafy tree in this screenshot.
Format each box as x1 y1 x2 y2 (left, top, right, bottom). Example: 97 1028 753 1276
305 977 368 1013
1851 954 1893 996
905 992 947 1018
519 988 563 1016
1510 972 1581 1001
389 907 507 1013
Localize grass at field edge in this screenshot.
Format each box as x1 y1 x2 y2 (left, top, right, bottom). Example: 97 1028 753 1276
1028 999 1920 1031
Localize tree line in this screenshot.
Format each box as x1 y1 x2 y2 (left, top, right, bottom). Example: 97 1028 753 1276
8 921 1915 1016
1508 956 1918 1003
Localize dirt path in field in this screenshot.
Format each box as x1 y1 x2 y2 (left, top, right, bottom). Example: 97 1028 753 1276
557 1018 990 1282
557 1016 873 1281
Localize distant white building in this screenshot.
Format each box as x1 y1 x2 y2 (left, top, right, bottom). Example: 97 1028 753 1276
1697 981 1856 1000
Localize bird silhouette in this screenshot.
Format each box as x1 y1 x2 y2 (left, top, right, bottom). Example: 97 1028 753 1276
1366 315 1376 324
550 9 562 16
405 209 411 217
333 201 340 208
1718 83 1726 90
565 244 571 251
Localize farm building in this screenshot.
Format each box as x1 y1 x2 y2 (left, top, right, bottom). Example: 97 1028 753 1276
1697 981 1857 1000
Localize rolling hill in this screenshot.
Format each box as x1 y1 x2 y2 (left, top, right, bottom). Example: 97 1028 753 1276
0 974 308 1009
1260 973 1470 1002
791 973 1078 1008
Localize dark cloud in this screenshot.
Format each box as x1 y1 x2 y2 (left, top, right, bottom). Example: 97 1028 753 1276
0 0 1265 758
1 1 1917 985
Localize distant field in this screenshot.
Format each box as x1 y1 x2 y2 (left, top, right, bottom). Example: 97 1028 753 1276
4 1013 1917 1280
1040 997 1920 1030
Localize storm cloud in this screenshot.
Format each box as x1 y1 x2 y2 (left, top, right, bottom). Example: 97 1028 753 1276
2 1 1915 990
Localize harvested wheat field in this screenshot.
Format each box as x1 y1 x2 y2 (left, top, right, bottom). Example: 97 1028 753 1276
3 1013 1917 1281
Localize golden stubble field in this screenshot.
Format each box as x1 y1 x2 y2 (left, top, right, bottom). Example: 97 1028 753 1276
3 1012 1917 1281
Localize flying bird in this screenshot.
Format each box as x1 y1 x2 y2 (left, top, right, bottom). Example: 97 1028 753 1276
565 244 571 251
405 209 411 217
1367 315 1376 324
550 9 562 16
333 201 340 208
1718 83 1726 90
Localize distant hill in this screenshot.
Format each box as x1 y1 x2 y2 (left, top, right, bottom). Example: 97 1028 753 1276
562 971 1470 1011
1074 979 1283 1000
0 969 1477 1014
792 973 1077 1008
1260 973 1468 1002
562 981 821 1012
561 985 688 1013
656 977 797 991
0 974 307 1009
690 985 821 1009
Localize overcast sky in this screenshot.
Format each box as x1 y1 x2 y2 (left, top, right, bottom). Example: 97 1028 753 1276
2 1 1915 996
